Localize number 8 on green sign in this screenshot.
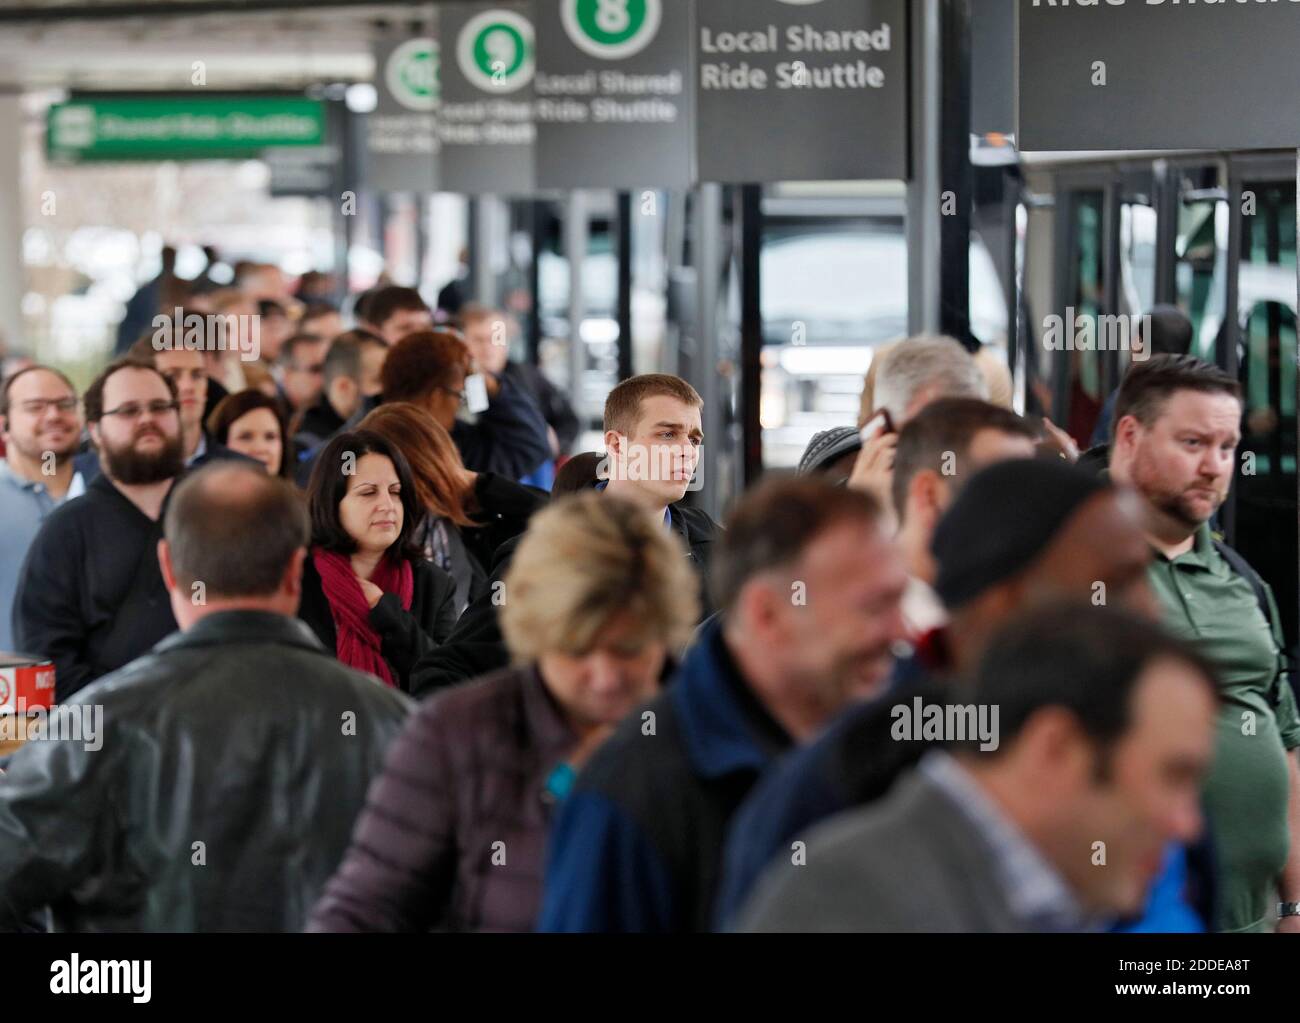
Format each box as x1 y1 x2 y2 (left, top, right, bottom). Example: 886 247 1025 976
457 9 536 93
562 0 662 60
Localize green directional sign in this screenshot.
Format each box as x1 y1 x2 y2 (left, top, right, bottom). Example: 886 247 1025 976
562 0 662 59
47 95 326 163
457 8 536 93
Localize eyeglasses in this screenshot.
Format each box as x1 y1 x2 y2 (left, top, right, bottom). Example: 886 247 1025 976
17 398 77 415
437 386 467 405
100 400 180 421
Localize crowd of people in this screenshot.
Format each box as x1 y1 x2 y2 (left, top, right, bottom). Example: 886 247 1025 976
0 278 1295 936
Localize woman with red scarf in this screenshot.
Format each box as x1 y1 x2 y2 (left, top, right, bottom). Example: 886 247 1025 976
299 430 458 691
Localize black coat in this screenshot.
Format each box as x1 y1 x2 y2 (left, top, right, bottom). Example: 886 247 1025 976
409 501 720 699
0 610 411 932
502 361 580 454
298 554 458 693
459 471 549 602
13 474 177 700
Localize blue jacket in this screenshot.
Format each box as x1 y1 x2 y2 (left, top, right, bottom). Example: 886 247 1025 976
537 618 792 933
450 375 550 481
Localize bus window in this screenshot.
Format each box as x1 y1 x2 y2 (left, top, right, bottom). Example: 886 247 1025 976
1234 179 1297 650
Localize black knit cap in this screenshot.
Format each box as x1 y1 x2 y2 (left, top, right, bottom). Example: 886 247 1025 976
932 458 1110 609
797 427 863 476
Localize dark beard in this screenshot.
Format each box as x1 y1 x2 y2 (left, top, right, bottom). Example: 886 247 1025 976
101 433 184 485
1132 447 1219 530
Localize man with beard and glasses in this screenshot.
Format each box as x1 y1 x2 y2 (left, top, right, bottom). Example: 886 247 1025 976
538 477 909 933
1109 354 1300 933
14 359 185 700
0 366 86 653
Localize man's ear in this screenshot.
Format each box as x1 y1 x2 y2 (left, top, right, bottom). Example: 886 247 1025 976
283 547 307 603
157 539 177 592
1112 414 1142 461
603 430 624 459
907 469 944 527
735 577 786 641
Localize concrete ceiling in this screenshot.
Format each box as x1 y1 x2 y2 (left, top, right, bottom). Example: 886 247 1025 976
0 2 432 91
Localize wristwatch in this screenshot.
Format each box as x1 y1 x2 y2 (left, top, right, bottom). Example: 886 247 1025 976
1278 902 1300 918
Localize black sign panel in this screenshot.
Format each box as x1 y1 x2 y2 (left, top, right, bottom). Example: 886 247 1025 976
439 3 537 195
695 0 908 183
534 0 694 189
368 34 440 192
1019 0 1300 151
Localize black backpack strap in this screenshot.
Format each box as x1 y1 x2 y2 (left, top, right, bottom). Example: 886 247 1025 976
1213 539 1292 707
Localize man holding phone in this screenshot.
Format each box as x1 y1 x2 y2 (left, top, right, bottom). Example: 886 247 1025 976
379 329 550 482
850 336 988 527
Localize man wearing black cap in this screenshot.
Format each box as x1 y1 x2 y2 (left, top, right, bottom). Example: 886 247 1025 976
715 458 1166 928
797 427 863 481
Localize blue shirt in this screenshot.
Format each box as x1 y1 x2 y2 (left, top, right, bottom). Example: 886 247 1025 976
0 460 84 653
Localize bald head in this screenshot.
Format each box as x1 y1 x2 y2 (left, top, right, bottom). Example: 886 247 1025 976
160 463 309 626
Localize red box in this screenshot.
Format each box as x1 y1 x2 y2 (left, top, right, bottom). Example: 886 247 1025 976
0 654 56 715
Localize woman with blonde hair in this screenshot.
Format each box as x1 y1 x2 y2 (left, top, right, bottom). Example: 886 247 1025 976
360 402 546 616
309 493 699 933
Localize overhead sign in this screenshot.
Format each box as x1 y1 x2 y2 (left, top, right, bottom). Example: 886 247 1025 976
47 95 325 163
266 145 340 197
1019 0 1300 152
439 3 537 195
367 34 440 192
694 0 908 183
972 0 1014 138
535 0 694 189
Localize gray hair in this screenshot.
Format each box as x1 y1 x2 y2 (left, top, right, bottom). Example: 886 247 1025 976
871 335 988 425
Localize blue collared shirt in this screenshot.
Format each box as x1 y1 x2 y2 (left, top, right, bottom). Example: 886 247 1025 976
0 459 84 653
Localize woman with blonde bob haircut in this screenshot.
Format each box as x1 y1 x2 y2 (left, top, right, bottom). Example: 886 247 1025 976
309 493 698 934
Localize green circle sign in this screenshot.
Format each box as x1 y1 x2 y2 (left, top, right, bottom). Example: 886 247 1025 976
457 9 535 93
386 38 439 112
562 0 661 60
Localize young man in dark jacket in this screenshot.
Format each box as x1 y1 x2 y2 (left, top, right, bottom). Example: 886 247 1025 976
0 462 410 932
409 374 720 698
537 475 910 933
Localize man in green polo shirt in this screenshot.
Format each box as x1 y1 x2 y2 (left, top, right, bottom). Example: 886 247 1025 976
1109 354 1300 933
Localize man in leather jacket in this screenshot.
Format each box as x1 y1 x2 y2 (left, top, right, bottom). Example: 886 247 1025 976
0 462 411 932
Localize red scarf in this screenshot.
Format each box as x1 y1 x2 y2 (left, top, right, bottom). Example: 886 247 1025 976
312 546 413 687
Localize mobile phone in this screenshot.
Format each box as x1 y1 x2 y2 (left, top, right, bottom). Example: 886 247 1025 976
463 373 490 415
860 409 895 443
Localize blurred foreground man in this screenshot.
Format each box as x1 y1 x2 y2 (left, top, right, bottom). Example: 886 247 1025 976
738 604 1218 932
714 459 1185 928
1109 355 1300 933
0 367 85 653
0 463 410 931
537 477 909 932
14 360 185 699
